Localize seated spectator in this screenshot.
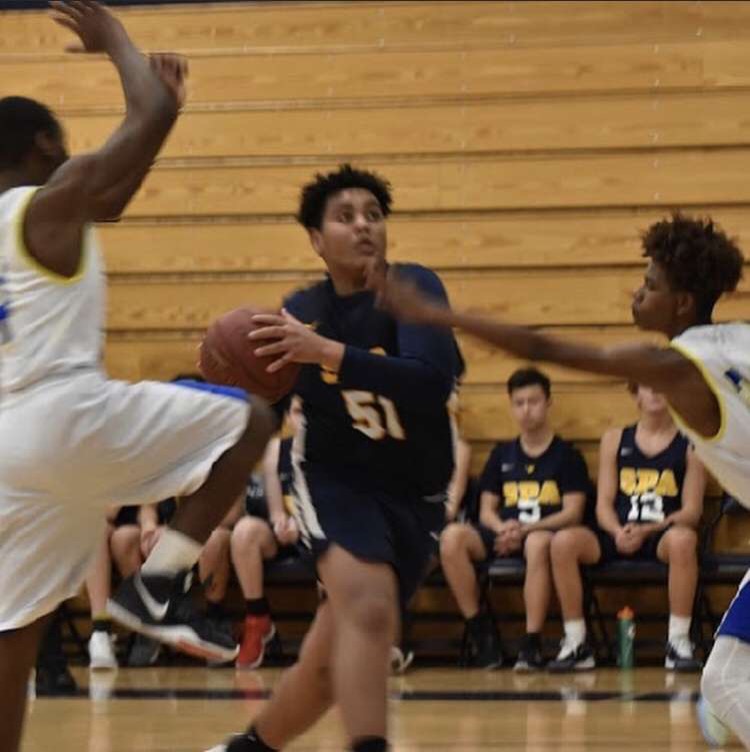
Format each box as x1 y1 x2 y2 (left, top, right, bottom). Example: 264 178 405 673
231 399 303 669
549 383 706 672
440 367 590 670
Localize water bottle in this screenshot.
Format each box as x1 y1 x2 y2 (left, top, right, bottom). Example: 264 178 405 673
617 606 635 669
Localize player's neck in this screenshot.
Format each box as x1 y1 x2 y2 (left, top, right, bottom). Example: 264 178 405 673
637 411 675 436
0 167 41 194
519 427 554 457
328 269 366 297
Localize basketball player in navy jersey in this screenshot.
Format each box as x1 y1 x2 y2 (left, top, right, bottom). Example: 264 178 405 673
0 5 276 751
207 164 462 752
547 383 705 672
369 213 750 747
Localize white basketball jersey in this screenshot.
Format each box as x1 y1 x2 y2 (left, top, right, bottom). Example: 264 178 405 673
670 323 750 508
0 186 105 392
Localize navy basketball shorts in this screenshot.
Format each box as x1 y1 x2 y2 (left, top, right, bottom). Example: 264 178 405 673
292 468 446 608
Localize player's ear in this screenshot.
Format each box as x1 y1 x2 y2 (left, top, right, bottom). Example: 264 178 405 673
308 228 324 258
675 290 696 320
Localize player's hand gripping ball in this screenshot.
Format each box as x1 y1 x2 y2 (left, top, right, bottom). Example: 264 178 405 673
199 307 300 403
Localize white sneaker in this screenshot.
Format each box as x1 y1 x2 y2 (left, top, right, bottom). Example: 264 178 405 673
697 696 732 747
88 631 118 670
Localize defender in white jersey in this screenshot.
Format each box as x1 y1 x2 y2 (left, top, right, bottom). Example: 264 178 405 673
370 212 750 748
0 5 275 752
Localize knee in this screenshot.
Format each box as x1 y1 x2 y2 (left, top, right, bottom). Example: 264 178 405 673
240 397 277 452
439 523 472 562
524 531 553 563
664 526 698 561
232 516 270 551
550 528 577 563
344 591 397 641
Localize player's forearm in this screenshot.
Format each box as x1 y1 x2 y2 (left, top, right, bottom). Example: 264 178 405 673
85 46 177 215
596 504 622 536
338 346 453 408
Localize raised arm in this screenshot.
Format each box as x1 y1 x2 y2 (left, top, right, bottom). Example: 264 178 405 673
25 1 185 276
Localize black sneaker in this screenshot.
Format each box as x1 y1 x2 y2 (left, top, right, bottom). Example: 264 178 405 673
665 639 702 672
34 664 79 696
107 571 238 663
547 640 595 673
466 614 503 669
127 633 163 667
514 635 546 673
204 731 267 752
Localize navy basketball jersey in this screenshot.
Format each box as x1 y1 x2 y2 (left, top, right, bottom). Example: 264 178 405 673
479 436 590 523
283 263 462 498
614 424 688 525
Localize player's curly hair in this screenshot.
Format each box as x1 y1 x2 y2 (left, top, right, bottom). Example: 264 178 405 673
0 96 60 169
641 212 744 321
297 163 393 230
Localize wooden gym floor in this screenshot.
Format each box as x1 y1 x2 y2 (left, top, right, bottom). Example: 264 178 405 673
23 666 722 751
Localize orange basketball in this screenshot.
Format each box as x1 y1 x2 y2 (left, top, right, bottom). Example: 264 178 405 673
199 306 300 404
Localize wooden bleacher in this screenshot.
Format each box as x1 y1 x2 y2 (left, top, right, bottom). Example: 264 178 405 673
4 0 750 659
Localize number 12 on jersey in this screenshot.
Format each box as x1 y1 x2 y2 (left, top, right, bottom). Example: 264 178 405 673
342 390 406 441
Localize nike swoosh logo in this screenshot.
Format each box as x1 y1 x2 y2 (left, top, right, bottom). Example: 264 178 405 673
134 574 169 621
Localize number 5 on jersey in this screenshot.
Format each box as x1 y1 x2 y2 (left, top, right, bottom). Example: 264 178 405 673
343 390 406 441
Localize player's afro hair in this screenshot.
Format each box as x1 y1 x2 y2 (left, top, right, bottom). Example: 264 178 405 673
642 213 744 321
297 163 392 230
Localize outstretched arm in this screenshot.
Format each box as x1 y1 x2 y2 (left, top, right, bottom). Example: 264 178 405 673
371 264 719 437
25 1 185 276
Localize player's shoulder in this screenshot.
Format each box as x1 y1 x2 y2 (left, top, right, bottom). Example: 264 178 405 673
600 426 624 451
551 434 583 457
283 278 329 321
393 262 446 294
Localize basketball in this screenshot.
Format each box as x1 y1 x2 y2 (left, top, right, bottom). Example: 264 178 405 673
199 306 300 403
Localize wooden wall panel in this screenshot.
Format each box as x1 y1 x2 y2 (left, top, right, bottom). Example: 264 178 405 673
118 150 750 218
101 209 750 274
104 270 750 331
64 90 750 159
3 42 732 110
4 2 750 56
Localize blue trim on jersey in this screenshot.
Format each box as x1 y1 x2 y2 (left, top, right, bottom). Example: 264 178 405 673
172 379 248 402
717 576 750 644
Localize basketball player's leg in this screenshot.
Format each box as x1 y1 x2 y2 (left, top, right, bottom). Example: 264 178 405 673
439 522 488 618
206 602 335 752
85 523 117 669
0 615 51 752
523 530 554 633
319 545 399 743
103 381 277 660
232 515 279 668
700 571 750 747
656 525 701 669
199 526 233 605
548 526 601 671
110 524 142 578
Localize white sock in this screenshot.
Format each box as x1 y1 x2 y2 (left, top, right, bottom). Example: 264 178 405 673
141 529 202 576
564 619 586 647
668 614 691 644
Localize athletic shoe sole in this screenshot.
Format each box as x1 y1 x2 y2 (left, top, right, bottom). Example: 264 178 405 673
106 599 239 663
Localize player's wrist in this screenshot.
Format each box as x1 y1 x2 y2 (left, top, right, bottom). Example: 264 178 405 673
319 340 344 372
